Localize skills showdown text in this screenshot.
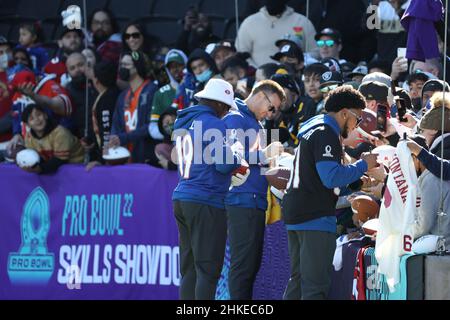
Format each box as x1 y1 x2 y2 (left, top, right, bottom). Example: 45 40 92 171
56 194 180 287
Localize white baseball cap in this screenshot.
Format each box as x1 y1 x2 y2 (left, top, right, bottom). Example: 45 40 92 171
194 78 238 111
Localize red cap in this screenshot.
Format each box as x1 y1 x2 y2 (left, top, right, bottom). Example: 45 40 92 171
43 58 67 83
10 70 36 90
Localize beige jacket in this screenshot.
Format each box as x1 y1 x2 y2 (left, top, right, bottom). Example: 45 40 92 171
236 6 317 67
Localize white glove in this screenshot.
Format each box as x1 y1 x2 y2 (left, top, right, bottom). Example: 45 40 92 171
231 168 250 187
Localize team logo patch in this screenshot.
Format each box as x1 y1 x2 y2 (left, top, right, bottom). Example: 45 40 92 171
322 145 333 158
281 45 291 53
293 26 304 40
7 187 54 285
293 26 303 34
322 71 332 82
132 51 140 61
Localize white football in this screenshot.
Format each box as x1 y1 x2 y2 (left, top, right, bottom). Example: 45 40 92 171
412 235 440 254
103 146 130 165
16 149 40 168
268 153 295 195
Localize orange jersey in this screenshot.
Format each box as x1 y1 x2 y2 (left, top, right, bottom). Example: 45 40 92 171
124 80 148 133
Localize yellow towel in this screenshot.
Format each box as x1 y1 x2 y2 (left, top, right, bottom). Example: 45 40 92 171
265 187 282 225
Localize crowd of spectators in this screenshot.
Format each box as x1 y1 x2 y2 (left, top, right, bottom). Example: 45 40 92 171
0 0 449 260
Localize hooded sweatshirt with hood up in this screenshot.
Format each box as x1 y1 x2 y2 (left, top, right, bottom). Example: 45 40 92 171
149 49 188 140
171 48 219 111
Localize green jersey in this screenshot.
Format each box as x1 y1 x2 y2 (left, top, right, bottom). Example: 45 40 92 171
150 84 176 123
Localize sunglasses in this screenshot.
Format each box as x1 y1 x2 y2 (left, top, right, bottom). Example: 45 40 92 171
316 39 335 48
347 109 362 127
320 84 339 93
262 91 276 114
124 32 141 40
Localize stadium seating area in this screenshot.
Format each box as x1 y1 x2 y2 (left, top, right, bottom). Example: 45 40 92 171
0 0 250 50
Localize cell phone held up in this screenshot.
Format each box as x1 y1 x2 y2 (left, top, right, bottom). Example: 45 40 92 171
396 97 407 122
376 103 388 132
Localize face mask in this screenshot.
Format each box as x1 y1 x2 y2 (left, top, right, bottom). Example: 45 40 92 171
119 67 131 82
163 123 174 136
195 68 213 83
285 62 298 73
71 74 86 88
0 53 10 69
265 0 287 16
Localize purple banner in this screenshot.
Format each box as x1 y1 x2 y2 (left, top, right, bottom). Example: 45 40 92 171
0 164 180 300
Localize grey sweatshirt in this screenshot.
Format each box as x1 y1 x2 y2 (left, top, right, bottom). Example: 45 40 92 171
415 169 450 246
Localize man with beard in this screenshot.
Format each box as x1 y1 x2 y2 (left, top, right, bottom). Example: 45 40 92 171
43 28 84 85
88 9 122 64
236 0 316 67
65 52 97 140
176 7 220 55
282 86 378 300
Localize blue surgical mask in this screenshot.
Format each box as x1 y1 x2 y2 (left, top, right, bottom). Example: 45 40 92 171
195 68 213 83
0 53 10 70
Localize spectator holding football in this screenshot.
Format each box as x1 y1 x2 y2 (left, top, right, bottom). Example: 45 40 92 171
108 51 158 165
20 103 83 174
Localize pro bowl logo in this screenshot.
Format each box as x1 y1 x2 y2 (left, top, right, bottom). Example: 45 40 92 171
8 187 54 285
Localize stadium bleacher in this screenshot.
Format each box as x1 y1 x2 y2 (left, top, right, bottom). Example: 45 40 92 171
150 0 197 17
108 0 153 20
0 0 252 49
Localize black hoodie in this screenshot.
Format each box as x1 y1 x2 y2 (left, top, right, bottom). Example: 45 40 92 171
430 133 450 160
187 48 219 75
186 48 220 97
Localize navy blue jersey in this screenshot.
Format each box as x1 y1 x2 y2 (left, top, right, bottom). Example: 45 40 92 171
223 99 268 210
282 114 367 226
172 105 241 209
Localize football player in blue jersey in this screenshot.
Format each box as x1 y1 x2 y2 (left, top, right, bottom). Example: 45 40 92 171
172 78 247 300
